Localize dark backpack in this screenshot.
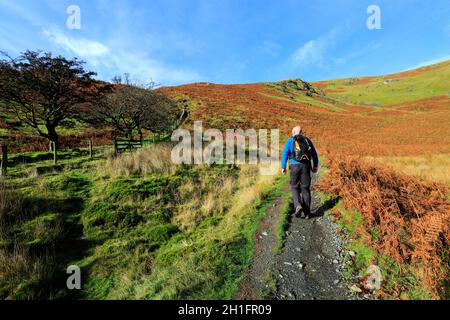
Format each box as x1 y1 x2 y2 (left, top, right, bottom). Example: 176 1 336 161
292 135 312 162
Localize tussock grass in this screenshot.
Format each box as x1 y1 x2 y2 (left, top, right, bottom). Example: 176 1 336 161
78 161 278 299
0 182 55 299
0 170 91 299
0 183 30 294
2 142 281 300
173 175 234 232
130 166 278 300
100 143 177 177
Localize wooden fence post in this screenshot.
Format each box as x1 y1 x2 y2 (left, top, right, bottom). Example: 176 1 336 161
89 139 93 158
52 142 58 165
1 145 7 177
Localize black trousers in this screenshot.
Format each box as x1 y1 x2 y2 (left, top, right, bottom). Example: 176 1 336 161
290 163 312 216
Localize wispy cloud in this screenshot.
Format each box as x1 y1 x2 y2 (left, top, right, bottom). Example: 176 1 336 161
42 28 109 58
407 55 450 70
332 42 382 65
2 0 449 85
291 28 339 69
40 27 201 85
0 0 42 26
259 40 282 58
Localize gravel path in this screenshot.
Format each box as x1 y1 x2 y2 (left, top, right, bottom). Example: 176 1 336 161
237 175 357 300
275 176 357 300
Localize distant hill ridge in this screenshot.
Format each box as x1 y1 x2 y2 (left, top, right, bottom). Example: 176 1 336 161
160 59 450 157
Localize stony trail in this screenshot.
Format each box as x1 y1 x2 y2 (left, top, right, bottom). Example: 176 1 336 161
237 175 357 300
275 175 356 300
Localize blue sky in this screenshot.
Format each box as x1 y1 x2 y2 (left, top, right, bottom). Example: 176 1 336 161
0 0 449 86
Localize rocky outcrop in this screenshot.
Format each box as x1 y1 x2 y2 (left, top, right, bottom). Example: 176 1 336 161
271 78 324 97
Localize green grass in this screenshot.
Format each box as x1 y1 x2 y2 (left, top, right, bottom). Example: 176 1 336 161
80 170 276 299
1 143 285 300
316 60 450 106
260 88 344 112
0 163 95 299
0 103 87 135
241 173 289 299
2 60 448 300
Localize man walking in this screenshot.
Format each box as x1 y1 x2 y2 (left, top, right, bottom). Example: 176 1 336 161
282 126 319 219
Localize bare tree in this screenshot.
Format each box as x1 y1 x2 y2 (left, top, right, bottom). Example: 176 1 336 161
0 50 111 149
111 75 122 85
84 85 179 141
123 73 131 85
111 73 160 90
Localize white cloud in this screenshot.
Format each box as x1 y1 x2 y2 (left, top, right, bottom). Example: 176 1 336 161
42 28 109 58
41 27 201 85
105 51 202 85
293 40 322 65
292 28 339 69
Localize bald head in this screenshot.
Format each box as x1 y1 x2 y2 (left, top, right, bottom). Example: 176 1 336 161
292 126 302 136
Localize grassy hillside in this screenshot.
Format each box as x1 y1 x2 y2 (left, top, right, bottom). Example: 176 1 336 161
160 61 450 299
162 60 450 159
1 61 449 300
314 60 450 106
0 144 283 299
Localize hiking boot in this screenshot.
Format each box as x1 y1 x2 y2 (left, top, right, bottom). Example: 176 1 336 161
295 206 303 217
295 206 306 219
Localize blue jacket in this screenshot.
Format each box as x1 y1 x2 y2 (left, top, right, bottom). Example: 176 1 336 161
281 135 319 170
